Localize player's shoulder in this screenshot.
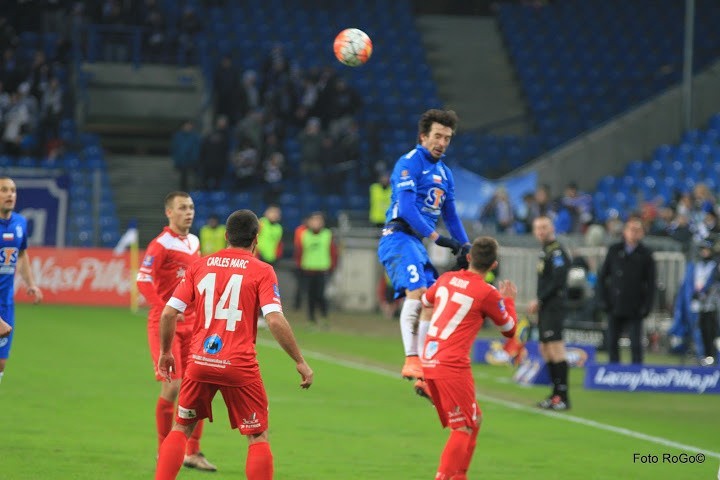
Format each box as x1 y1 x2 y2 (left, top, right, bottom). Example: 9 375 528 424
393 149 421 173
9 212 27 228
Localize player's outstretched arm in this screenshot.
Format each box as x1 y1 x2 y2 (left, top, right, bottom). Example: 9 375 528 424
0 317 12 338
157 305 180 382
17 250 42 304
265 311 313 389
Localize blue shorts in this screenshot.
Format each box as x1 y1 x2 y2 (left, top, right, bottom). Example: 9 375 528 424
0 303 15 360
378 230 438 298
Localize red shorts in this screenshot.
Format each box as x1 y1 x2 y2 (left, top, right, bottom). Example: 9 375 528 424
426 374 480 429
148 321 193 381
176 377 269 435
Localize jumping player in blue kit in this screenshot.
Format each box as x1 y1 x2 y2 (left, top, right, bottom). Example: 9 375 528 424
377 109 471 400
0 176 43 385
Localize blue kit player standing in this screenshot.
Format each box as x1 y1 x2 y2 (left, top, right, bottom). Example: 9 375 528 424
0 176 43 384
377 109 471 400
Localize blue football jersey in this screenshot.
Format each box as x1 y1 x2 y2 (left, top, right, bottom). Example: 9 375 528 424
0 213 28 305
385 144 456 229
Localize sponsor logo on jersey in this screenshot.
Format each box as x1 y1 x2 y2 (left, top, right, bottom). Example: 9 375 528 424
177 406 197 419
401 169 410 177
273 283 281 298
0 247 18 273
203 334 223 355
2 233 13 241
15 225 22 239
142 255 154 267
176 267 186 278
423 187 446 214
433 174 442 183
498 300 506 312
0 338 8 348
241 412 262 430
396 179 415 189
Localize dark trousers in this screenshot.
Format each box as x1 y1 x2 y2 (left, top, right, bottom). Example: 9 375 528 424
607 314 643 364
293 267 304 310
304 271 327 322
699 310 719 360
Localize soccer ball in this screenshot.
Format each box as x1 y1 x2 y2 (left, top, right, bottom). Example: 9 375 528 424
333 28 373 67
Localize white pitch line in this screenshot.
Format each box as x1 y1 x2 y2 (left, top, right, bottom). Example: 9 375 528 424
257 338 720 460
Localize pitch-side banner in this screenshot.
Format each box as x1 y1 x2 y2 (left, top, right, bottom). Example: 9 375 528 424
15 176 69 247
452 166 537 220
584 364 720 394
14 247 142 306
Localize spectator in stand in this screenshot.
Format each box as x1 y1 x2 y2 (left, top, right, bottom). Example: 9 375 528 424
262 151 284 204
231 138 259 189
0 17 18 53
28 50 49 99
236 109 263 150
294 73 319 127
535 184 556 219
319 78 362 134
40 77 63 141
144 4 167 62
17 82 38 130
561 182 593 233
693 183 716 215
669 213 693 253
694 209 720 242
0 81 10 115
213 55 241 125
261 43 290 98
200 115 230 189
177 6 202 62
480 187 514 233
336 119 361 180
1 48 23 93
298 117 324 178
242 71 259 112
199 214 226 256
171 120 201 191
516 192 537 233
2 92 29 155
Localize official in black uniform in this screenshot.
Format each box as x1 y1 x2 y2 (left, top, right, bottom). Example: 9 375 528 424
528 216 571 410
597 217 656 365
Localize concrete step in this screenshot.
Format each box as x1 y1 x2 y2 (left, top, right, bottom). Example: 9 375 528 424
416 15 529 134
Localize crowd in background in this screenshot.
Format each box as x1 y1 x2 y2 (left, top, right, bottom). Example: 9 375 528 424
0 14 70 159
481 180 720 252
172 46 364 204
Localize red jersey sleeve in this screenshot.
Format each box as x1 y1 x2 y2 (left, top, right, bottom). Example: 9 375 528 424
136 240 167 307
481 288 517 338
258 266 283 316
421 277 441 308
166 263 196 313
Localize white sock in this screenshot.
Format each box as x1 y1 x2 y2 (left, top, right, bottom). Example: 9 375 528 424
0 372 4 384
399 299 422 356
417 320 430 358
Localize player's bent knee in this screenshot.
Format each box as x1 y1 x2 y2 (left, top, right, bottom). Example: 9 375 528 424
405 287 426 300
172 421 196 438
246 430 269 444
451 426 474 435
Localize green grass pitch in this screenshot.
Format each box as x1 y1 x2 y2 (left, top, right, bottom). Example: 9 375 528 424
1 304 718 479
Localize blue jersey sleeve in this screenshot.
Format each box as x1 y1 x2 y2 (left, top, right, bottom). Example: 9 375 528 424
20 218 27 251
391 156 418 193
441 198 469 244
398 190 435 238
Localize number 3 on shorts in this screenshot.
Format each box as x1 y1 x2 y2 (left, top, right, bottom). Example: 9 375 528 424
407 264 420 283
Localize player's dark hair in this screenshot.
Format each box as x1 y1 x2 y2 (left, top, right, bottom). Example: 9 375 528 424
164 191 190 208
470 236 498 272
226 209 259 248
418 109 458 138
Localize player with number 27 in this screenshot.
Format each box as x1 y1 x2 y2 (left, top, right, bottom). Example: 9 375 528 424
155 210 313 480
421 236 517 480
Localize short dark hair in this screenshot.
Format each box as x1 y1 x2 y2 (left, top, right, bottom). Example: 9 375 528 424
164 191 190 208
470 236 498 272
226 209 259 248
418 109 459 138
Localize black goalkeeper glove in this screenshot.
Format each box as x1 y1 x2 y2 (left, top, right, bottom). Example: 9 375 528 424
452 244 471 270
434 235 462 255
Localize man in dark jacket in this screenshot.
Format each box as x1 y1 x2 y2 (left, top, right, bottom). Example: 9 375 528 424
171 120 200 191
597 216 657 364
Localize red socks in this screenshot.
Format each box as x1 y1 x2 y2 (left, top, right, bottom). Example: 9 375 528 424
436 430 472 479
186 419 204 456
455 426 480 478
155 397 175 451
246 442 274 480
155 430 187 480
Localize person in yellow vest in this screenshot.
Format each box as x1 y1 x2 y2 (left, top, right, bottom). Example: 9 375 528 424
256 205 284 265
297 212 337 323
199 214 227 256
369 172 391 227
